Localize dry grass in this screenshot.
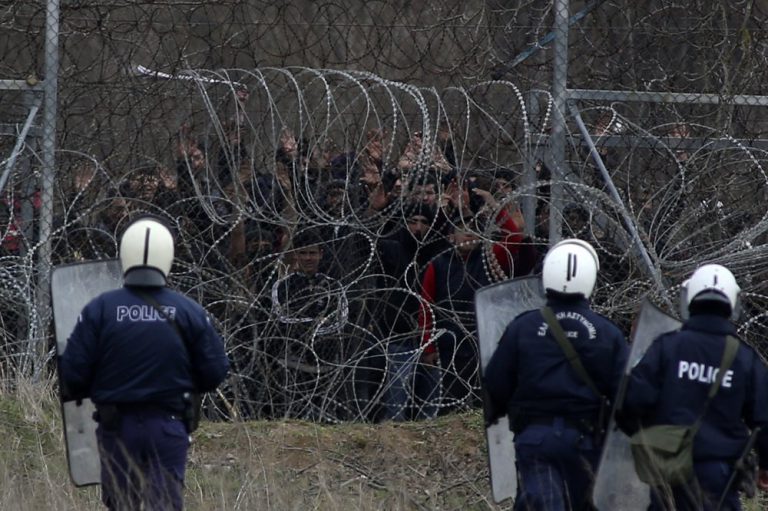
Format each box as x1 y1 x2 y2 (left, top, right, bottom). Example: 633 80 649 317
1 379 765 510
185 413 495 511
0 379 496 510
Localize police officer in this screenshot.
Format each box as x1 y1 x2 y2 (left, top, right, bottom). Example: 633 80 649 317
622 264 768 510
60 217 230 511
484 239 628 511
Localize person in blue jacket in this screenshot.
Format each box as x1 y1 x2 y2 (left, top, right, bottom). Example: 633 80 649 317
622 264 768 510
484 238 628 511
60 216 230 511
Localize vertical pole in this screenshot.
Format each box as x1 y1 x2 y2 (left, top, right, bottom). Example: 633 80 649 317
570 103 671 306
522 91 540 238
549 0 570 246
35 0 60 377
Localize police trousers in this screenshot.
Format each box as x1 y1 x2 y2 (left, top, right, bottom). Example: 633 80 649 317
513 417 600 511
96 408 190 511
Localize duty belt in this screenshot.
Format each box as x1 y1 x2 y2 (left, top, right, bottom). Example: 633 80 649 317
515 415 598 435
93 402 183 431
106 402 183 415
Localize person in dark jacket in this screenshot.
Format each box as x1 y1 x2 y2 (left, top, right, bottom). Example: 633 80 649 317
419 195 537 414
375 203 437 421
60 216 230 511
268 227 353 421
621 264 768 510
484 238 628 511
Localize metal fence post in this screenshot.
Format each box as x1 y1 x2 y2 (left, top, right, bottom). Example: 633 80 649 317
549 0 570 246
34 0 60 377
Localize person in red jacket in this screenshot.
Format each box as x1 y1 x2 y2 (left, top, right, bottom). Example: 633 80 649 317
418 185 536 414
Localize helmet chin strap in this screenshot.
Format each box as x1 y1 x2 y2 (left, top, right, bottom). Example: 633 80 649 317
688 298 732 318
689 290 737 318
123 267 167 287
545 289 588 302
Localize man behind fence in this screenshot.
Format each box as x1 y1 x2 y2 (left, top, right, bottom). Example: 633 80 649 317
483 239 628 511
620 264 768 510
59 216 230 510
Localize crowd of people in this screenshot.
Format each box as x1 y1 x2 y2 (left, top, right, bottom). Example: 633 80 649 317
0 107 559 423
0 97 735 430
214 124 545 421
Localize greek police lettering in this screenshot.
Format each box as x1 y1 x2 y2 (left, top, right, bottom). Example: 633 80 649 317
536 311 597 339
677 361 734 388
537 324 581 338
115 305 177 322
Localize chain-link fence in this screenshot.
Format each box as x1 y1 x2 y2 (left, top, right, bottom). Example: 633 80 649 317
3 1 768 421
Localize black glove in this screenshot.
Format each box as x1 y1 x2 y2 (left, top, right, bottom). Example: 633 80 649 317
481 386 503 428
58 380 84 405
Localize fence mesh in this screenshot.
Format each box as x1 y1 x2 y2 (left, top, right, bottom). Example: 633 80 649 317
2 1 768 421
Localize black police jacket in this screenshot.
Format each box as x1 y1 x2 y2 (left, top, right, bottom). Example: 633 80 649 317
623 314 768 465
484 294 628 425
60 286 230 411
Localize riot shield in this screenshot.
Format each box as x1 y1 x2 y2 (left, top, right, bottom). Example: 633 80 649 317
592 299 681 510
475 275 546 503
52 259 123 487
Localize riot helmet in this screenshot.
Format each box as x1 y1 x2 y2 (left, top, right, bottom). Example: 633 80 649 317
542 238 599 298
119 216 174 287
682 264 740 318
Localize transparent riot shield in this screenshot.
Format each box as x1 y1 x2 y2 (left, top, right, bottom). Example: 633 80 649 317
52 259 123 487
475 275 546 503
592 299 681 510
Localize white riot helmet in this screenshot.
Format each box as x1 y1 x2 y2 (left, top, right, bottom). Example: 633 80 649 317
682 264 740 317
542 238 600 298
119 217 174 287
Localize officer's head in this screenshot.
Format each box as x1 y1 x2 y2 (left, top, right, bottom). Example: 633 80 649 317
683 264 740 319
542 238 599 299
119 216 174 287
